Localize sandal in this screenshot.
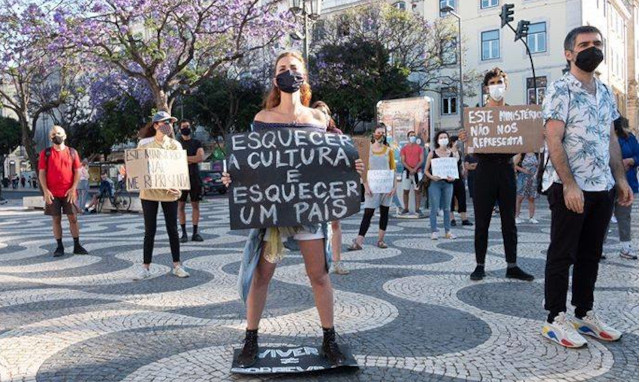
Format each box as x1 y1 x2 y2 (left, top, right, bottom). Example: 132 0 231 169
377 241 388 249
347 240 363 251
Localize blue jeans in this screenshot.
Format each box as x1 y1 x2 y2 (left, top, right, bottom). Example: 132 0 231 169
429 181 453 233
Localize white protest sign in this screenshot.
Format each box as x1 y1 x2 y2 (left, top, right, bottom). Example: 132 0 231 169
124 148 190 191
367 170 395 193
431 158 459 179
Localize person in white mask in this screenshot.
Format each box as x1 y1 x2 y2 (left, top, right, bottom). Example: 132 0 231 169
459 68 534 282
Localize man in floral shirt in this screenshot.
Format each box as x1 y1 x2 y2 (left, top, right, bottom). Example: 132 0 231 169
540 26 633 348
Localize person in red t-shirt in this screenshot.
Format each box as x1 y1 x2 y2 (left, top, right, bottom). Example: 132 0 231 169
38 125 88 257
400 131 425 216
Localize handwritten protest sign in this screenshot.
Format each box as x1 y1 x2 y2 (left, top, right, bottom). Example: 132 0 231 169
431 158 459 179
226 129 361 230
464 105 543 154
124 149 190 191
367 170 395 193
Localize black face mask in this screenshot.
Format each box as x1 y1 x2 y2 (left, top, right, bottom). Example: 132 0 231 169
275 70 304 93
574 46 604 73
51 136 63 145
180 127 191 136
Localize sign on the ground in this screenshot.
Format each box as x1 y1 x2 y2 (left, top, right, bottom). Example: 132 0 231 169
367 170 395 193
226 129 361 230
431 158 459 179
124 149 190 191
230 345 359 374
464 105 544 154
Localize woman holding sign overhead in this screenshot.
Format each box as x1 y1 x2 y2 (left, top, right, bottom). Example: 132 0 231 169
348 124 396 251
133 111 190 281
221 52 364 369
425 131 458 240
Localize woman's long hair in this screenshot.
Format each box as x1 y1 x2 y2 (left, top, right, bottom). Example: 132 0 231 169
614 116 629 139
263 51 312 109
311 100 340 133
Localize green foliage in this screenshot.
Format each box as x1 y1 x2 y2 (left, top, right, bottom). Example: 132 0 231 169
0 115 21 157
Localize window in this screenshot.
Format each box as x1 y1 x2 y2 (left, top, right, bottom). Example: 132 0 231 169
481 0 498 9
527 22 546 53
481 30 500 60
393 1 406 10
441 37 457 65
526 76 547 105
442 93 458 115
440 0 455 17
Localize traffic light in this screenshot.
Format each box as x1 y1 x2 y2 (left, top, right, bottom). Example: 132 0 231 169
515 20 530 41
500 3 514 28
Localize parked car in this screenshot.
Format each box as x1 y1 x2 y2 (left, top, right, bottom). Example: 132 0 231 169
200 170 226 195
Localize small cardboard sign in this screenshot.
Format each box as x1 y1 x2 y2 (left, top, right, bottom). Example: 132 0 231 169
367 170 395 193
226 129 362 230
230 345 359 375
431 158 459 179
352 137 370 182
464 105 544 154
124 148 190 191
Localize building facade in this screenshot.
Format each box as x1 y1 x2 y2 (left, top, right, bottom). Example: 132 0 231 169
322 0 639 133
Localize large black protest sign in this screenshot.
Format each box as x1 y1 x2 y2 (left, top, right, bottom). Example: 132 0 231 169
230 345 359 374
226 129 361 230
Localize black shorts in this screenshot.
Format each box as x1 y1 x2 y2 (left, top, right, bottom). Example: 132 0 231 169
45 196 79 216
179 179 202 202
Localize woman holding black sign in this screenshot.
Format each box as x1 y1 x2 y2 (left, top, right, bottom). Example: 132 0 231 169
133 111 190 281
347 124 396 251
222 52 363 368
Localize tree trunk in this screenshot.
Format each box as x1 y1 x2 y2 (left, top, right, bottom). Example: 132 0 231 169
19 115 39 173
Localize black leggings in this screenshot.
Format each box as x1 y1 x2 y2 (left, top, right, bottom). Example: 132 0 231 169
358 206 390 237
142 199 180 265
451 178 467 213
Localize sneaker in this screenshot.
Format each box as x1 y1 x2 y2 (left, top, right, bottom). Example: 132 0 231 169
470 265 485 281
451 219 457 226
541 312 587 348
431 232 439 240
53 246 65 257
192 233 204 242
506 266 534 281
444 232 457 240
461 220 474 226
400 209 409 215
620 250 638 260
573 311 622 341
515 217 525 224
528 217 539 224
180 233 188 243
134 267 151 281
73 244 89 255
172 265 190 278
332 261 350 275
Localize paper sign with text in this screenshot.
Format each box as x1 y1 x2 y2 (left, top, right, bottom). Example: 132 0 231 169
431 158 459 179
464 105 544 154
367 170 395 193
226 129 361 230
124 149 190 191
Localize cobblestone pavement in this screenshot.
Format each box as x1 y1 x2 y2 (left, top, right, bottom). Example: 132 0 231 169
0 198 637 381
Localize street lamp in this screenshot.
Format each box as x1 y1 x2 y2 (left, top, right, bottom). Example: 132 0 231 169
440 4 465 132
289 0 323 64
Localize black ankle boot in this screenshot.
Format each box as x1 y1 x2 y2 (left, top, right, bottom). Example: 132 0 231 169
236 329 259 368
322 327 346 366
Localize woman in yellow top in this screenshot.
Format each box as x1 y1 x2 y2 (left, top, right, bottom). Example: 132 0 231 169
348 124 396 250
134 111 190 280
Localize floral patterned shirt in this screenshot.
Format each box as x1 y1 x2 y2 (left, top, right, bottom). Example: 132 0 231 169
541 73 619 192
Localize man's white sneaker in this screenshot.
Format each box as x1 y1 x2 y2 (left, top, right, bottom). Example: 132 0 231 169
541 312 587 348
515 217 525 224
573 311 622 341
172 265 190 278
431 232 439 240
528 218 539 224
134 267 151 281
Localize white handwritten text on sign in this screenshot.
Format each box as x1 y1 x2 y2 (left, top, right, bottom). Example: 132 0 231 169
464 105 544 154
124 149 190 191
226 129 361 230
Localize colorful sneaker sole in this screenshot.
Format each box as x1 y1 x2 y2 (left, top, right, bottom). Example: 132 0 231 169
574 324 621 341
541 326 586 348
